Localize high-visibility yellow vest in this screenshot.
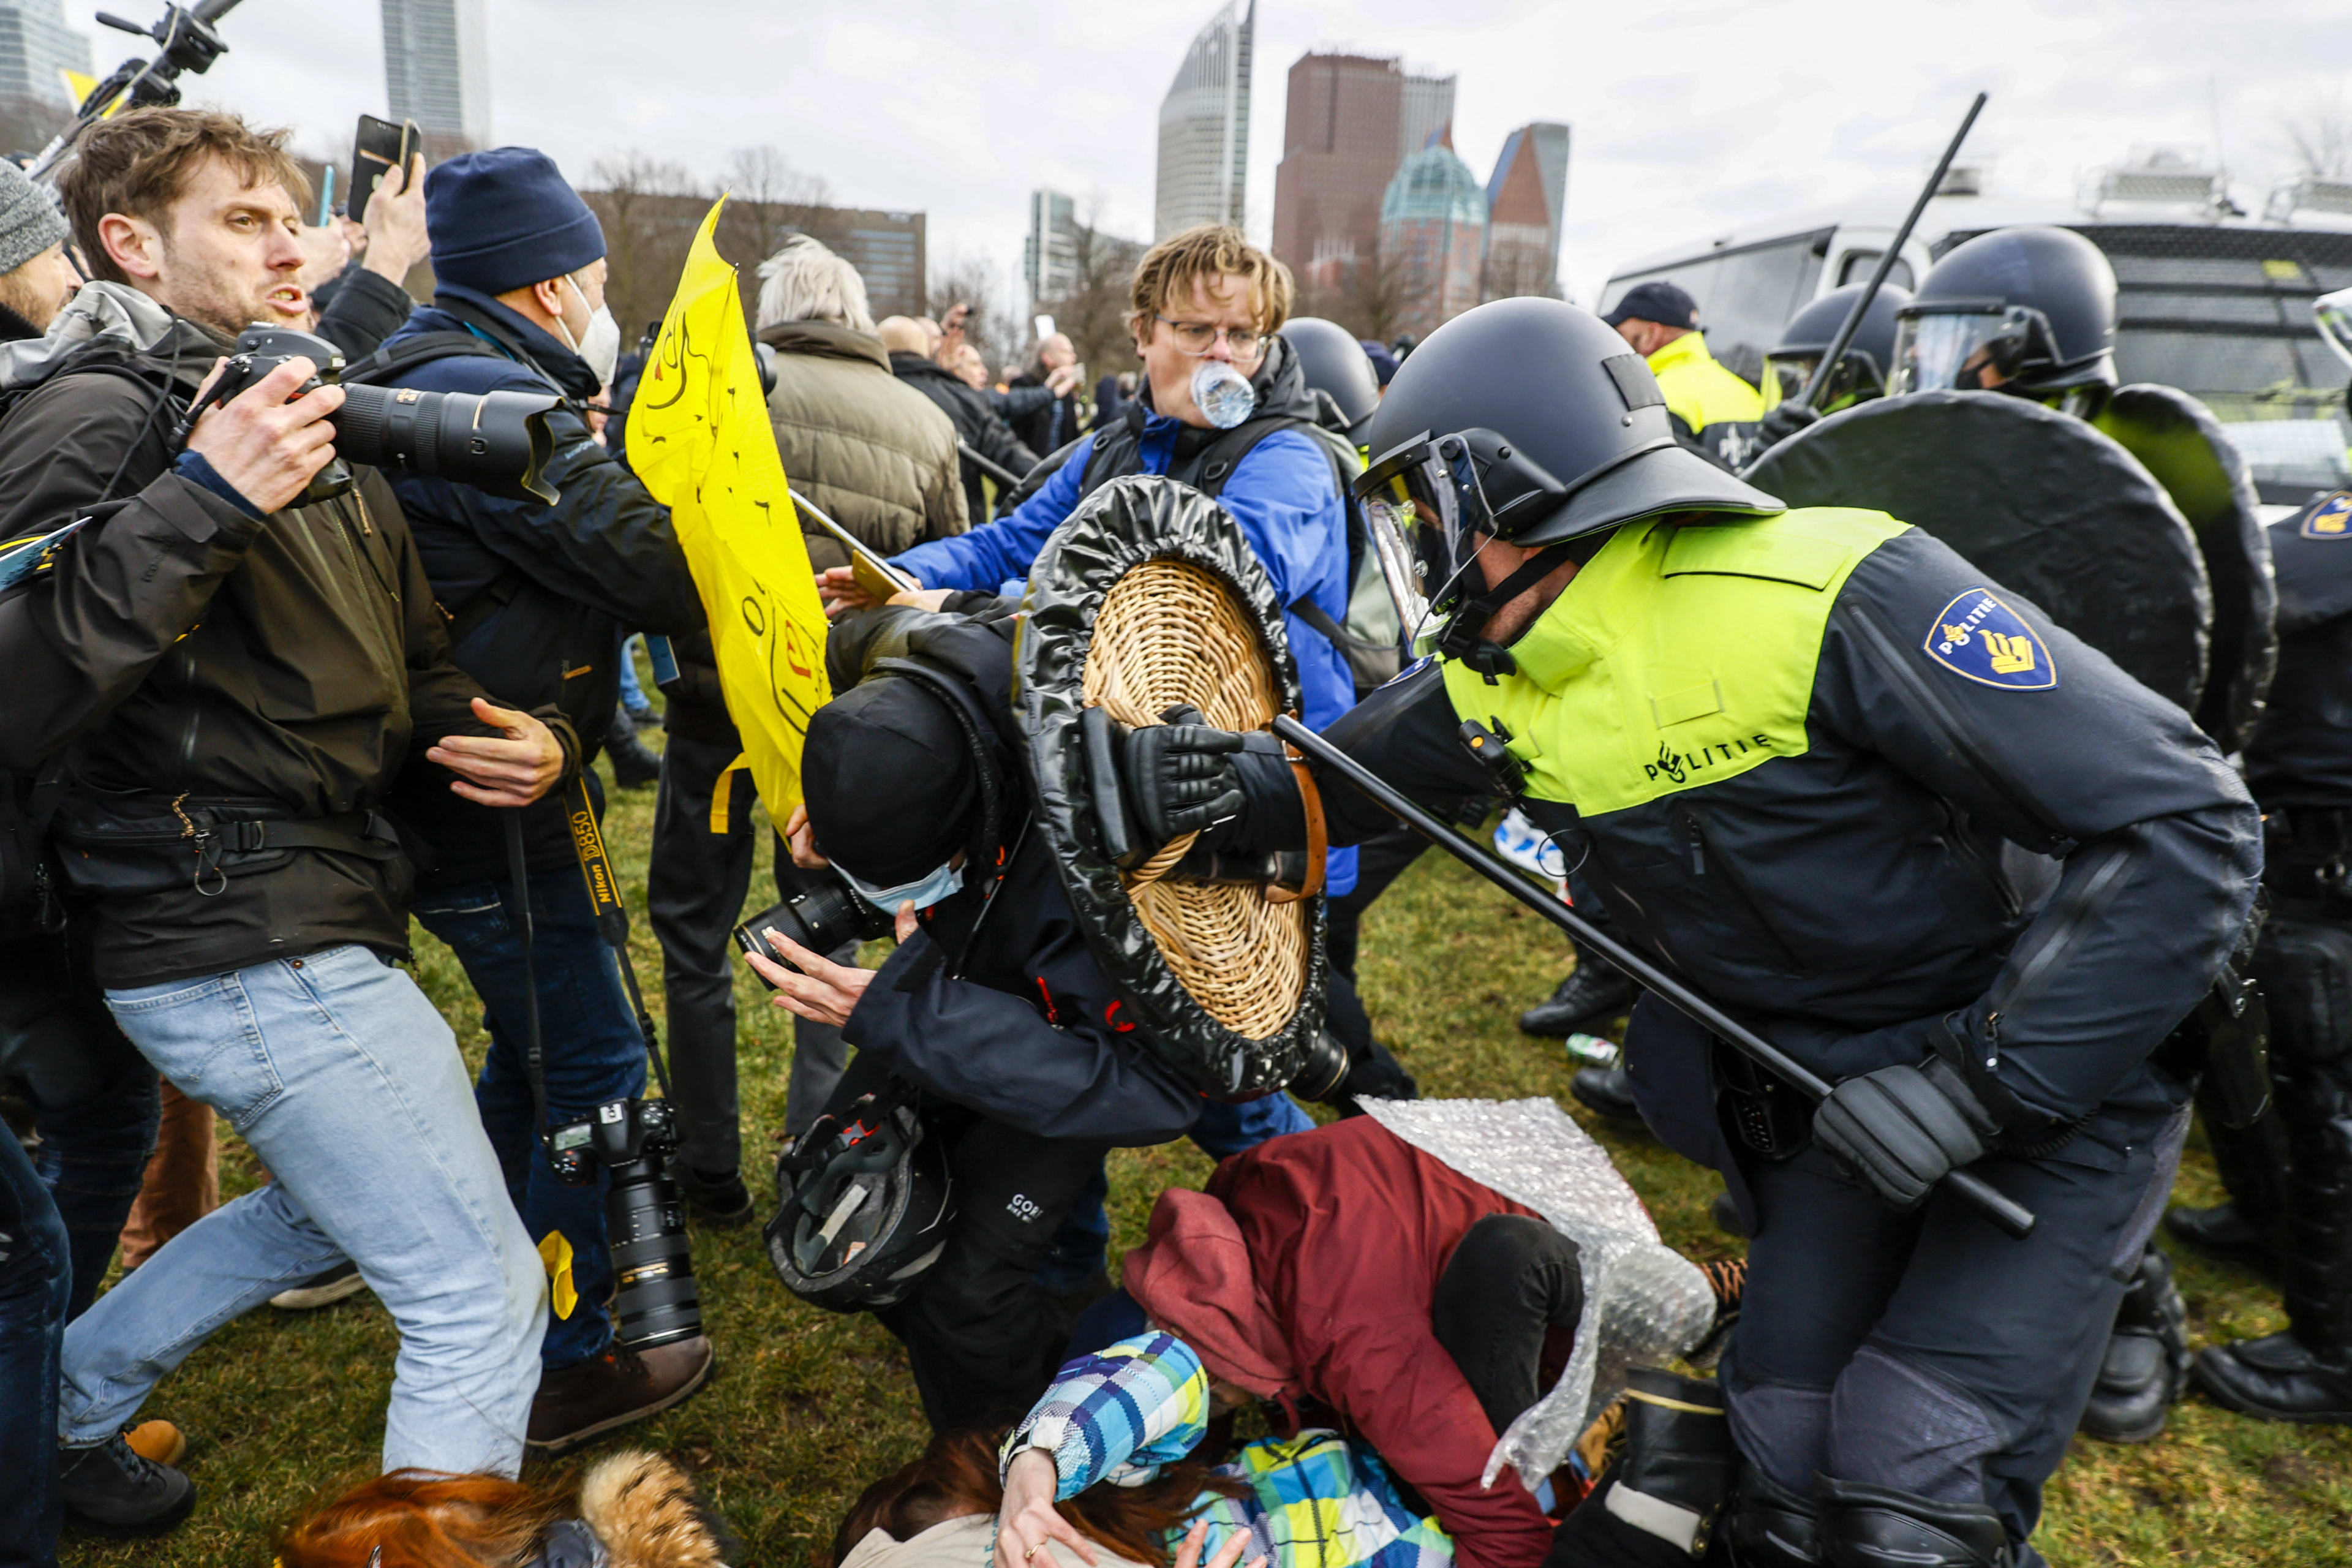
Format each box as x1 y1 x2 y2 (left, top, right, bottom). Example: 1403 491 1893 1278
1646 331 1764 433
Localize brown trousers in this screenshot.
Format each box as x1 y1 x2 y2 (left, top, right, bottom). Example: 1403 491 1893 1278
116 1082 217 1270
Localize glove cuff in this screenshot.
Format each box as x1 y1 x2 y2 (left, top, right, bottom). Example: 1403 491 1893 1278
1917 1053 2002 1145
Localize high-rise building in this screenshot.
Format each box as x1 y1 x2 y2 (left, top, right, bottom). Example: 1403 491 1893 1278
0 0 88 111
1483 121 1570 301
832 208 927 320
1025 189 1079 311
1398 71 1455 162
1271 54 1402 292
1379 128 1487 342
380 0 490 149
1153 0 1253 239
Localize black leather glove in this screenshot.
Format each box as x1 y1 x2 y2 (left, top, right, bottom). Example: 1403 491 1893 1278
1118 705 1246 852
1757 399 1821 447
1812 1056 2001 1209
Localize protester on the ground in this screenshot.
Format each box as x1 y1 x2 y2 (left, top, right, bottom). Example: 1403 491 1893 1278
274 1449 735 1568
647 233 966 1220
1003 333 1083 453
0 107 574 1533
364 145 714 1456
880 314 1039 523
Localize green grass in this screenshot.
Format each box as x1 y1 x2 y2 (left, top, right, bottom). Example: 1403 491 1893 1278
58 692 2352 1566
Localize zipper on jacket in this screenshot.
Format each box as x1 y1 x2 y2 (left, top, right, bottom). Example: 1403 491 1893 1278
1941 800 2021 920
1985 834 2141 1022
1673 799 1803 970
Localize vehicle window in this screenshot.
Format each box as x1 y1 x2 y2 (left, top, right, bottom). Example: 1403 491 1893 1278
1836 251 1917 290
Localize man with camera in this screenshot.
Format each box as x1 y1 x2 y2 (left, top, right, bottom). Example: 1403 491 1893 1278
363 147 714 1453
0 107 574 1531
741 594 1204 1428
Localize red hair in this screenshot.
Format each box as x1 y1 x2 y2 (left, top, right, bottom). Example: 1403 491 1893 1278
274 1469 568 1568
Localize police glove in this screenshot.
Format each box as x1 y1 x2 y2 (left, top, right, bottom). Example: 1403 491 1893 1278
1120 705 1247 852
1812 1056 2002 1210
1757 400 1821 448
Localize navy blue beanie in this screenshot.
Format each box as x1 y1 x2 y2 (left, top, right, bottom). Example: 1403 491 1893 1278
426 147 606 296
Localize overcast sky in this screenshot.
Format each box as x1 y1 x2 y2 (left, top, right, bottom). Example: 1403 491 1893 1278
140 0 2352 312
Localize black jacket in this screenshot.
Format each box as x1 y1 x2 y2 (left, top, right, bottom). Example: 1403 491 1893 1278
0 311 561 985
312 263 418 363
889 351 1040 522
822 599 1198 1145
2244 491 2352 815
998 371 1077 455
374 289 704 878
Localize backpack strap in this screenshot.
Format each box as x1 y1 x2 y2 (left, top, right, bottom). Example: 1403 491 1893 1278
339 330 513 388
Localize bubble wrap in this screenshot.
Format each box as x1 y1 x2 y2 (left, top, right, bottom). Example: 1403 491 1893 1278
1359 1097 1718 1490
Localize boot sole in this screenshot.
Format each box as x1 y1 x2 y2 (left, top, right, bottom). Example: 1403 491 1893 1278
2193 1359 2352 1423
526 1348 717 1458
268 1272 371 1311
63 1485 196 1539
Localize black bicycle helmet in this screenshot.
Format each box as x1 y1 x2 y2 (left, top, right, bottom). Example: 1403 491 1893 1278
765 1088 954 1313
1765 282 1915 411
1891 226 2117 398
1279 315 1382 442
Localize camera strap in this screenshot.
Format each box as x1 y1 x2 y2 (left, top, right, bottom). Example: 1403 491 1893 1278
564 776 673 1098
500 810 551 1144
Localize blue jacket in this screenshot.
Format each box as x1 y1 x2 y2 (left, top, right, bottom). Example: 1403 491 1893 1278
894 379 1361 894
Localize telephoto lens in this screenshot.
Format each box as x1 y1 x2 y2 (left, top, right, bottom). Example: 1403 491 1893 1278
558 1097 701 1349
733 873 898 984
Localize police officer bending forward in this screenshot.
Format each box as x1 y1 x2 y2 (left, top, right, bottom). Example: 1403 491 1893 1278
1120 298 2259 1568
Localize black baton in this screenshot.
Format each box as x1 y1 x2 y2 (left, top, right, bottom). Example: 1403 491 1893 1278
1271 714 2038 1239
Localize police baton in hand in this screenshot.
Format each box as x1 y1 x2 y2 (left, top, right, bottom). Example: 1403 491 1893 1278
1270 714 2038 1240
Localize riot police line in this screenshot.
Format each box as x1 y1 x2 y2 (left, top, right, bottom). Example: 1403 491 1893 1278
0 63 2345 1568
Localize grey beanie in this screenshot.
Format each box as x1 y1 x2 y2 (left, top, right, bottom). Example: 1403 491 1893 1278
0 160 67 276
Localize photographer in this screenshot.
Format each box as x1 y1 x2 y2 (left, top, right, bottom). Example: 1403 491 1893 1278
366 147 713 1455
0 108 573 1530
741 595 1199 1427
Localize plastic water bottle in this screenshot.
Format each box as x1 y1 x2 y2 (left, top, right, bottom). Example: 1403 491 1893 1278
1191 360 1256 429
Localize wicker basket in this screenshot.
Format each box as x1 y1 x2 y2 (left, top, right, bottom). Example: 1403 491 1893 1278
1081 558 1307 1038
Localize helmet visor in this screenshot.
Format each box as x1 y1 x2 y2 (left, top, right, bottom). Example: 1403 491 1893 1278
1890 306 2032 395
2317 285 2352 372
1769 350 1877 412
1357 436 1486 632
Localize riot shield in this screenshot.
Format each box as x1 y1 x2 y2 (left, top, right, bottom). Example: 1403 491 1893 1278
2092 384 2278 752
1017 474 1328 1098
1746 389 2212 712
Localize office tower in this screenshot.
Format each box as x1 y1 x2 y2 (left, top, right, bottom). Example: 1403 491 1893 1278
1379 127 1487 341
1398 70 1455 162
1026 188 1079 311
1483 121 1570 300
833 208 927 320
1271 54 1403 290
381 0 490 148
0 0 87 111
1154 0 1253 239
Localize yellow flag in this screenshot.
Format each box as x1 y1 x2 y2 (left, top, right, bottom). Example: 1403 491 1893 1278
633 197 831 820
58 68 123 119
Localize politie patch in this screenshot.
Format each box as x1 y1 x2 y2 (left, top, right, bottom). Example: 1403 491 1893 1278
1922 588 2058 690
2301 491 2352 540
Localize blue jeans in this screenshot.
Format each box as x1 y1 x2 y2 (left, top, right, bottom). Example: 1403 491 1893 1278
0 944 159 1320
0 1124 68 1568
617 633 652 715
72 946 544 1475
412 867 649 1369
1034 1092 1314 1294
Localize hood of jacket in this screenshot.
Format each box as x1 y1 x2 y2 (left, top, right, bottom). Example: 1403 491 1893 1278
0 279 219 394
1120 1185 1298 1400
428 281 604 399
760 317 891 371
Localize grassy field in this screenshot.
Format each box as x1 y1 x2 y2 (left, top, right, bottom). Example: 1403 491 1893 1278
56 706 2352 1567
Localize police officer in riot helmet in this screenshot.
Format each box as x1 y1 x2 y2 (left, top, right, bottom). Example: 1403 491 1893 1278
1280 315 1384 447
1888 226 2119 409
1750 282 1918 448
1122 296 2258 1567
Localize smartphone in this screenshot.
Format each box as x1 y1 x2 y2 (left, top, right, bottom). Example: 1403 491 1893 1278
348 115 419 218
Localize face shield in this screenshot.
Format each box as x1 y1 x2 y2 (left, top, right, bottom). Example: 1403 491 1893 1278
2316 285 2352 372
1890 302 2052 396
1766 350 1880 413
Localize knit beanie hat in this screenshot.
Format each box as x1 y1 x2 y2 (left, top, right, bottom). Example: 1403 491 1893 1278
0 160 68 277
801 675 978 887
425 147 605 296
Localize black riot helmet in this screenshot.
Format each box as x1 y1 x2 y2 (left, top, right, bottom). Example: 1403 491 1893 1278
1765 282 1915 412
1890 226 2118 399
1279 316 1382 442
1354 298 1782 665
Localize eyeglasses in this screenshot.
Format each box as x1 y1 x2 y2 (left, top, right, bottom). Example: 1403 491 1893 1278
1153 314 1266 360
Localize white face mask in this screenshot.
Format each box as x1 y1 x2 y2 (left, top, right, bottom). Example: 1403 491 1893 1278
556 271 621 385
841 859 965 914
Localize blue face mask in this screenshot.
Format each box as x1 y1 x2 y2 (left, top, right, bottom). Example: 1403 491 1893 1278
842 859 965 914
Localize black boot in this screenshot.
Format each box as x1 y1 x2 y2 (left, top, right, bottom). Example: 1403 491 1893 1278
2163 1202 2280 1273
605 704 663 789
2077 1246 2188 1443
1726 1464 1821 1566
1554 1367 1736 1564
58 1433 196 1537
1520 960 1636 1039
1572 1064 1646 1127
1817 1479 2011 1568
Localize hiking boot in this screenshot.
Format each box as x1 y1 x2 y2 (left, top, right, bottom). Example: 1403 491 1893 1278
2194 1332 2352 1423
1519 963 1635 1039
269 1259 369 1310
123 1420 187 1468
676 1165 755 1228
605 706 663 790
1687 1257 1747 1367
58 1433 195 1537
527 1334 715 1457
1570 1063 1646 1126
2165 1202 2280 1273
2078 1246 2188 1443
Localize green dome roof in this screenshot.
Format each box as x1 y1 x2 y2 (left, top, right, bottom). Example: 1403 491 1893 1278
1381 143 1487 228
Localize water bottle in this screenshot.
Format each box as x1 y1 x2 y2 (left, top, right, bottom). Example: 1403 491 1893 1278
1191 360 1256 429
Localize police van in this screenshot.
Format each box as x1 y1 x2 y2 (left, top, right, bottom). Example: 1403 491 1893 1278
1598 156 2352 506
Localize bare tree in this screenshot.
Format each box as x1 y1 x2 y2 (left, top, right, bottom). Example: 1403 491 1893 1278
1302 241 1419 347
715 145 846 268
1039 196 1144 387
2284 103 2352 181
584 153 703 345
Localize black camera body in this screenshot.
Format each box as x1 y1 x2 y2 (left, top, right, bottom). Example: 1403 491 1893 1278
734 874 897 982
194 326 564 507
545 1095 699 1349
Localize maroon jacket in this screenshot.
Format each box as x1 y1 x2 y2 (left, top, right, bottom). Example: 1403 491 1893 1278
1123 1117 1555 1568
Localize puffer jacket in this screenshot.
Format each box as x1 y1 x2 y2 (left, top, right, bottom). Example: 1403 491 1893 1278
889 350 1041 522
